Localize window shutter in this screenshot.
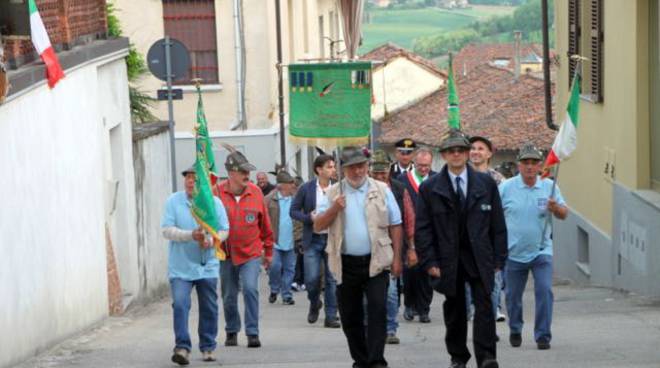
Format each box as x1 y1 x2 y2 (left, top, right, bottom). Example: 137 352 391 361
568 0 581 87
590 0 603 102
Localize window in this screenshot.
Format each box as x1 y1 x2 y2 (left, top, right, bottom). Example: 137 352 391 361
651 0 660 190
162 0 218 84
568 0 603 102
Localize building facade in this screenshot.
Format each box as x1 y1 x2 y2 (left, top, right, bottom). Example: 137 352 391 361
553 0 660 297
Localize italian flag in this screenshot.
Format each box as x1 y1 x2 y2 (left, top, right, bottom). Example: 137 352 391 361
542 73 581 177
29 0 64 88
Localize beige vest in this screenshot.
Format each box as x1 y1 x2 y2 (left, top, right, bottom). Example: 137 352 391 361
325 178 394 285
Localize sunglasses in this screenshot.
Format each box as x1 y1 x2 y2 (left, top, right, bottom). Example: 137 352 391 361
398 150 414 156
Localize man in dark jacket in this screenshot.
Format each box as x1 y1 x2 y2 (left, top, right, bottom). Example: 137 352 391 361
416 129 507 368
289 154 341 328
397 147 436 323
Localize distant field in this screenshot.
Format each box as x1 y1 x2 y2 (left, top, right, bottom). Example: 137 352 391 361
359 5 516 54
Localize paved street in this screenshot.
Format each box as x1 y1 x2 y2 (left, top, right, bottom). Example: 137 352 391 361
16 276 660 368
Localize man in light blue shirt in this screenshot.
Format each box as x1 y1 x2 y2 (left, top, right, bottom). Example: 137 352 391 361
499 144 568 351
161 166 229 365
265 171 298 305
314 146 403 368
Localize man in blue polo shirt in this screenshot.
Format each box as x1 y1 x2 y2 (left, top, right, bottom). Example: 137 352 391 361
161 165 230 365
499 144 568 351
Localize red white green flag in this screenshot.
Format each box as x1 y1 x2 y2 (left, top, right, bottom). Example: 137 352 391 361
29 0 64 88
542 73 581 177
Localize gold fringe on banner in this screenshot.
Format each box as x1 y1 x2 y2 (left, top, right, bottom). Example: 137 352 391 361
288 135 370 149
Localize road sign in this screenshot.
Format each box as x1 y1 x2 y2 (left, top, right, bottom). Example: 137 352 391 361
147 38 190 82
157 88 183 101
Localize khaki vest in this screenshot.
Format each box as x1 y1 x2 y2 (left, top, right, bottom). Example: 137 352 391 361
325 178 394 285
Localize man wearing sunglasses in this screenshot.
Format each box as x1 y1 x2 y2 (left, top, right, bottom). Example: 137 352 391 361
389 138 417 178
416 129 507 368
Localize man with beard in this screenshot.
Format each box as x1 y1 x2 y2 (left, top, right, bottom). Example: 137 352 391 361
314 147 403 368
416 130 507 368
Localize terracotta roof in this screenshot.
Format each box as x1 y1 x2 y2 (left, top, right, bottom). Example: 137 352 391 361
377 63 556 151
454 43 554 76
361 43 448 78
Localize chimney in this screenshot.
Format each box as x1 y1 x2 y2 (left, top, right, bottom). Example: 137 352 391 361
514 30 522 81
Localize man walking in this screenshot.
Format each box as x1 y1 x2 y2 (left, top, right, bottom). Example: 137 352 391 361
398 147 435 323
314 147 403 368
290 154 341 328
416 130 507 368
265 170 299 305
468 135 506 324
389 138 416 178
370 150 417 344
499 144 568 350
215 151 273 348
161 165 230 365
256 171 276 196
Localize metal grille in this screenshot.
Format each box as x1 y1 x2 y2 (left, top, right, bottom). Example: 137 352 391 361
162 0 218 84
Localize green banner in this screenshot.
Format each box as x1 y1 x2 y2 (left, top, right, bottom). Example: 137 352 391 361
447 55 461 130
289 62 372 143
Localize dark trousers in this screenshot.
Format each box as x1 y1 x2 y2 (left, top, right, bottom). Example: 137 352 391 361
337 255 389 368
293 249 305 285
444 265 496 367
402 265 433 315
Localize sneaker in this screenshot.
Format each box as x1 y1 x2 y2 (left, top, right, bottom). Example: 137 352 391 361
386 333 400 344
282 297 295 305
308 300 323 324
324 317 341 328
419 314 431 323
403 307 415 321
268 292 277 304
291 282 300 292
509 333 522 347
300 284 306 291
449 360 466 368
496 309 506 322
247 335 261 348
201 351 216 362
537 339 551 350
171 348 190 366
225 332 238 347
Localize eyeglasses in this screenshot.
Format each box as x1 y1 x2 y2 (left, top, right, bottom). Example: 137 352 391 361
398 150 414 156
445 147 468 154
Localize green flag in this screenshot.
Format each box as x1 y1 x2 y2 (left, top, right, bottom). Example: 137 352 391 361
447 54 461 130
195 85 218 183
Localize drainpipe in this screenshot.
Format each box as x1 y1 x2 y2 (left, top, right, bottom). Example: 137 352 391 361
541 0 558 130
514 30 521 81
275 0 286 166
232 0 246 130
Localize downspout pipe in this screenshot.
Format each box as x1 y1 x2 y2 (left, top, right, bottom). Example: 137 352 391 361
542 0 558 131
275 0 286 166
233 0 246 129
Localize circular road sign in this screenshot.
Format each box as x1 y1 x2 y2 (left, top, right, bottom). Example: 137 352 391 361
147 38 191 82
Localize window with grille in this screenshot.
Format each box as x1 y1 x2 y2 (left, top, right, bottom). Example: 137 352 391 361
568 0 603 103
162 0 219 84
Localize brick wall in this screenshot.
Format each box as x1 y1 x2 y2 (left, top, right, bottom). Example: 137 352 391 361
1 0 107 69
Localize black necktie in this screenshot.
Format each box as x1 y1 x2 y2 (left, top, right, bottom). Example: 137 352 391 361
456 176 466 208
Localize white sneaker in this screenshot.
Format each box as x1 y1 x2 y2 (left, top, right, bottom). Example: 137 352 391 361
496 309 506 322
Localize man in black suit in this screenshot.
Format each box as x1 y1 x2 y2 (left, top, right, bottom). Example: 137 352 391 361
415 130 507 368
389 138 416 178
397 147 436 323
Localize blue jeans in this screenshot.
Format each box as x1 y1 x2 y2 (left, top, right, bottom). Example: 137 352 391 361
170 277 218 352
386 276 400 334
465 270 504 319
221 257 261 336
269 248 297 299
304 234 338 318
505 254 553 342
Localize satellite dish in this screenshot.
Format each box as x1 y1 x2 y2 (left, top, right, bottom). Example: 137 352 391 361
147 38 191 82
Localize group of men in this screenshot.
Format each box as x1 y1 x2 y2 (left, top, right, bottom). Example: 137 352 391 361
161 129 568 368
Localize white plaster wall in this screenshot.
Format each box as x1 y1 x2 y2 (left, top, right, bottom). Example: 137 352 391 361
372 56 445 120
133 131 171 298
0 63 116 367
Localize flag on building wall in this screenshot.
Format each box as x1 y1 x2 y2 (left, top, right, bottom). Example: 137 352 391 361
542 73 581 177
447 54 460 130
29 0 64 88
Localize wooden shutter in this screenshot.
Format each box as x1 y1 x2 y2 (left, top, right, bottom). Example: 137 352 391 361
568 0 581 87
589 0 603 102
